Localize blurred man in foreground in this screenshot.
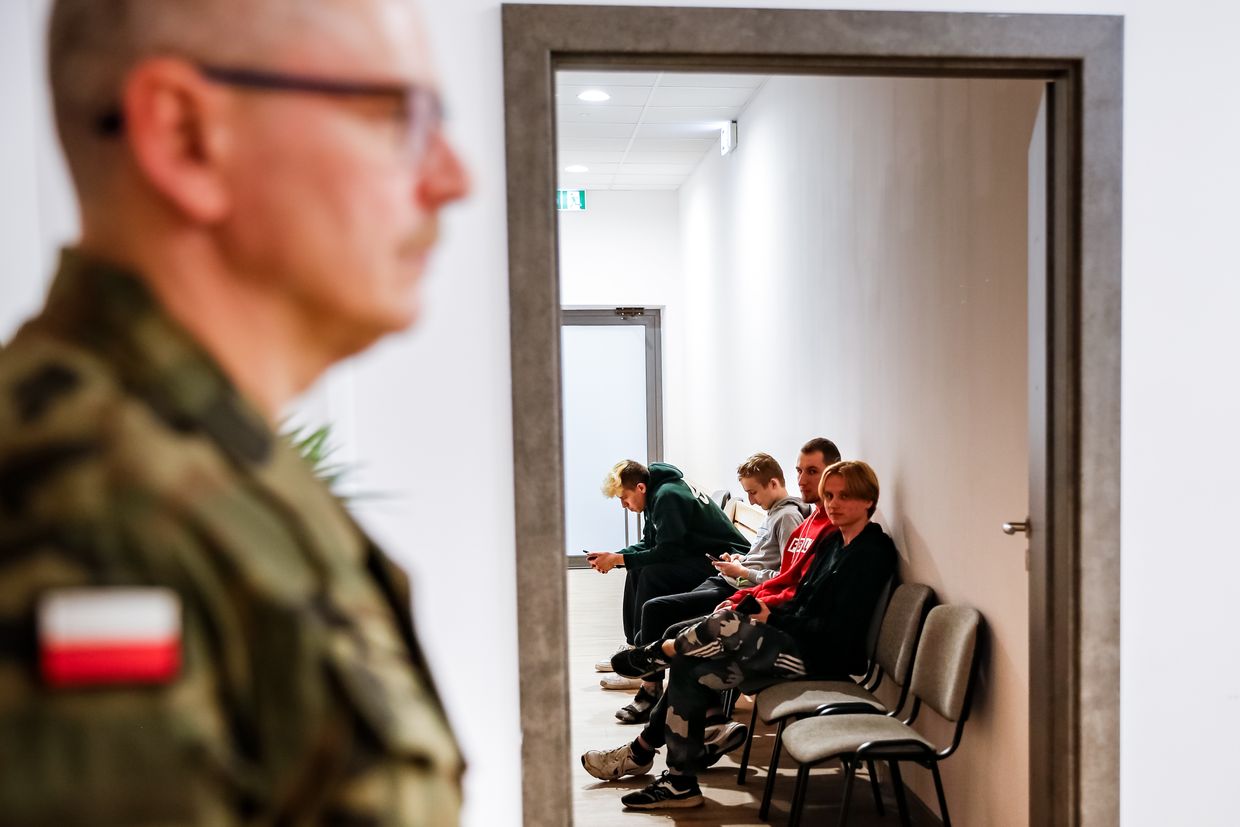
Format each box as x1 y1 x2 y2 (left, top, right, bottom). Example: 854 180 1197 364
0 0 469 823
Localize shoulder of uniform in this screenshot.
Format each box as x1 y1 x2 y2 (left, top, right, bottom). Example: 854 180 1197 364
0 340 122 518
0 337 127 481
0 336 123 441
0 336 217 519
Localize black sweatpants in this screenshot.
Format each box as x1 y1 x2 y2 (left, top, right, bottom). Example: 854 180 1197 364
636 575 736 646
621 557 714 645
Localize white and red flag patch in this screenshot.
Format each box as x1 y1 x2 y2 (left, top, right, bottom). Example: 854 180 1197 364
38 587 182 687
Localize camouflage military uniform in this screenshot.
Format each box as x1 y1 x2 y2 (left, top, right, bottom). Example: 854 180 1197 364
0 252 462 825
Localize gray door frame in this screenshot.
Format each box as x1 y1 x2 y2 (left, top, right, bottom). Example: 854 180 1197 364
501 6 1122 826
560 307 664 568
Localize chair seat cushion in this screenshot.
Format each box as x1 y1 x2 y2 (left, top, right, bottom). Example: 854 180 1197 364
756 680 882 723
782 714 934 765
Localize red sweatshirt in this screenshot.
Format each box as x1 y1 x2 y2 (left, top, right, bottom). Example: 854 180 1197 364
726 506 837 610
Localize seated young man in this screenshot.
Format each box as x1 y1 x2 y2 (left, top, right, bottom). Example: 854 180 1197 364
588 460 897 810
608 444 829 725
713 451 808 587
586 460 749 700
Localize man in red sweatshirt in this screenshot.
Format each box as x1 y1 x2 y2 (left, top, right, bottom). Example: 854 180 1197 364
581 437 842 781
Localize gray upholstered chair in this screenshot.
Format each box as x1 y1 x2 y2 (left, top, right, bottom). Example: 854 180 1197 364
779 605 983 827
742 582 935 819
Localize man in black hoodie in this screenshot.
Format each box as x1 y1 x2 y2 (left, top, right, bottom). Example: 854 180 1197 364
587 460 750 717
608 460 897 810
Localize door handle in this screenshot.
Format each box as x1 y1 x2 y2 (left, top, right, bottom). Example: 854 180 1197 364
1002 519 1030 536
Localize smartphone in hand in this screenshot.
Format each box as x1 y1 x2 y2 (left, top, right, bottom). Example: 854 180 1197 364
735 593 762 615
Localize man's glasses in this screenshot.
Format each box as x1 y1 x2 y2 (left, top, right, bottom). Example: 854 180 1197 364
98 63 444 162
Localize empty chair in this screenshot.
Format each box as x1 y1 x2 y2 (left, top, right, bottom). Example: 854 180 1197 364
780 605 983 827
742 582 934 818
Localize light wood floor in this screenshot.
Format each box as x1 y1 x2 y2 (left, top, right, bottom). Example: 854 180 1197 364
567 569 934 826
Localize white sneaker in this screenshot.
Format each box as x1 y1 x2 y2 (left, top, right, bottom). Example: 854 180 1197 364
595 643 633 672
581 743 655 781
600 672 643 690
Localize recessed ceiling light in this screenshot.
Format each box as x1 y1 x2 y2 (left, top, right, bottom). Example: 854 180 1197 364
577 89 611 103
565 164 589 173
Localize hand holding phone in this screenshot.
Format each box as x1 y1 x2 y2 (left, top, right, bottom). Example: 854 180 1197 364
735 593 762 615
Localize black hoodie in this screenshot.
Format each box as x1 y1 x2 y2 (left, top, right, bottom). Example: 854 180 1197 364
769 521 897 677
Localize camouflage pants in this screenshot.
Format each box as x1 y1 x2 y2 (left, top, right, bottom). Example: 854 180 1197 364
663 610 807 775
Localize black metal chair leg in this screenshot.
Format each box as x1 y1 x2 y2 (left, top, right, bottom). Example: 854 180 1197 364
930 762 952 827
736 701 760 784
835 759 857 827
865 759 884 816
758 719 786 819
788 764 812 827
889 761 912 827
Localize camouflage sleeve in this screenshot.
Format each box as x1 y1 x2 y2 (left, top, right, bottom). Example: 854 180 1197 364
0 521 245 826
0 346 462 826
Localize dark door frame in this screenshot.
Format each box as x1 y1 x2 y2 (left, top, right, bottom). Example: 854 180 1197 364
501 6 1122 826
560 307 664 568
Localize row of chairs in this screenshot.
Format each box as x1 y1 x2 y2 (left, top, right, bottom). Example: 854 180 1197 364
730 582 983 826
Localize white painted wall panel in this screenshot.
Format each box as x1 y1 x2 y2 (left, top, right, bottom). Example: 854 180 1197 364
679 74 1040 824
0 0 47 341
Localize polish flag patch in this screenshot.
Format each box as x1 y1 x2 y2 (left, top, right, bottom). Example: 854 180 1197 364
38 587 182 687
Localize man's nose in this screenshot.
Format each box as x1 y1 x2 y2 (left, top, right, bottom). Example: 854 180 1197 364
416 132 471 206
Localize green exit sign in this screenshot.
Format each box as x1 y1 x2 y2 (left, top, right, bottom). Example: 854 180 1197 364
556 189 587 211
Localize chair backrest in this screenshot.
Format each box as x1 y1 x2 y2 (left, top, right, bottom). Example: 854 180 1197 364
908 605 981 723
874 583 934 686
731 500 766 540
710 489 731 509
862 576 896 665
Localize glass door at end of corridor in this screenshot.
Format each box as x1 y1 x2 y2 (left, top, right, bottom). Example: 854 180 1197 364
560 308 663 567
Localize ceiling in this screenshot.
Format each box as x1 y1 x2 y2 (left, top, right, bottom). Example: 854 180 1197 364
555 71 768 191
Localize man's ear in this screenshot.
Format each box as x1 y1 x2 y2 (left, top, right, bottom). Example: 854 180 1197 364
635 483 647 494
121 58 232 223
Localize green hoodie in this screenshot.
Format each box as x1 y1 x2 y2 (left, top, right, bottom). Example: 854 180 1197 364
618 463 750 568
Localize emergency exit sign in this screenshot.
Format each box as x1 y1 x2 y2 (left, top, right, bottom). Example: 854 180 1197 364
556 189 587 211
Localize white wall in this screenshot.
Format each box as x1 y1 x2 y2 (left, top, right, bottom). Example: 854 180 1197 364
4 1 1240 826
679 73 1039 825
558 189 692 469
0 0 48 341
559 190 681 307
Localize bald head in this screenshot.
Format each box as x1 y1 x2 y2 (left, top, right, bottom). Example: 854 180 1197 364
48 0 414 196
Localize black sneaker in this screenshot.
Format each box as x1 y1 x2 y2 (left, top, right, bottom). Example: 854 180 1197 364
611 641 670 678
620 771 704 809
615 682 663 724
